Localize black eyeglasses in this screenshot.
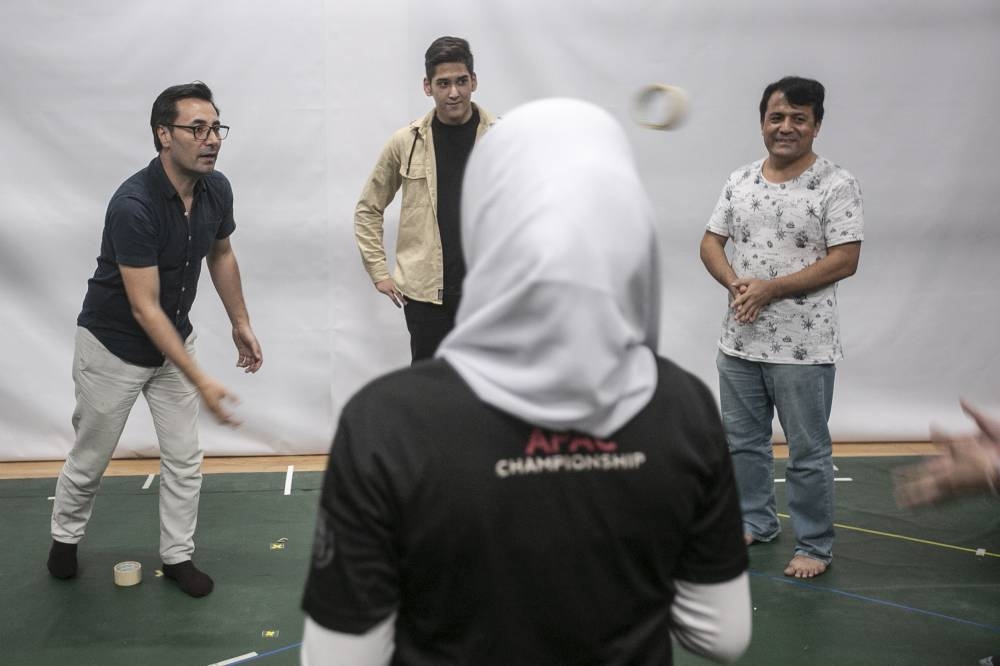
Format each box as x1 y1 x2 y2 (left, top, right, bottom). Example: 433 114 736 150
165 124 230 141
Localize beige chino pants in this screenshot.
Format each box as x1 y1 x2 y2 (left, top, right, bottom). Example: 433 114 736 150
51 327 203 564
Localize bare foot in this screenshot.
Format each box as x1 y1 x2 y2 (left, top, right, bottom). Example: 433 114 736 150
783 555 828 578
744 533 754 546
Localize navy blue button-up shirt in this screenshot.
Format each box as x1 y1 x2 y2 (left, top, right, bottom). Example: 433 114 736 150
78 156 236 366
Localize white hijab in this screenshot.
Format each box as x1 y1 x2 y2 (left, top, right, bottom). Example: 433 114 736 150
437 98 661 438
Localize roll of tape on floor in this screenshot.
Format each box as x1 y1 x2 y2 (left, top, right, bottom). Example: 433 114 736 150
113 561 142 586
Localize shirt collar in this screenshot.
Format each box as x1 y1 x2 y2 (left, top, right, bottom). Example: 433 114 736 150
148 155 205 201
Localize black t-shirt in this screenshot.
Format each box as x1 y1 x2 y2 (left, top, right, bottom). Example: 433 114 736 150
77 157 235 366
431 109 478 296
302 357 746 665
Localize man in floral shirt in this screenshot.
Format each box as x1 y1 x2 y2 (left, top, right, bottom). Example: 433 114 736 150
700 76 863 578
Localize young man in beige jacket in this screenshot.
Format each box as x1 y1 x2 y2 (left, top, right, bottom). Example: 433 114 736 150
354 36 496 362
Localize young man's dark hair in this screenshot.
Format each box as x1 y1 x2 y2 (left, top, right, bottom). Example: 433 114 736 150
150 81 219 151
759 76 825 123
424 36 474 80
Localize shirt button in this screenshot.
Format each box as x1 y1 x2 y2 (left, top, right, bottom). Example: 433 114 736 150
181 286 186 292
176 309 181 315
185 261 190 267
188 235 192 241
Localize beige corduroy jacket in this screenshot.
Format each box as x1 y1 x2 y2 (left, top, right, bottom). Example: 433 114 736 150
354 103 496 304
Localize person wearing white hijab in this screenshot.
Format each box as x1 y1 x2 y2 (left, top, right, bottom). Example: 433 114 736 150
438 97 660 439
301 98 751 665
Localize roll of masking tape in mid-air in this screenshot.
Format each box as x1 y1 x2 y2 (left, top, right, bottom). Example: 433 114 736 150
632 84 689 130
113 561 142 587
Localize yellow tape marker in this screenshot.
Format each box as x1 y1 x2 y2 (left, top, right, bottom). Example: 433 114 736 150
270 542 286 551
777 513 1000 558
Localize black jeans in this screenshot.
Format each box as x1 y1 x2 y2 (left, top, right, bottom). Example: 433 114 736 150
403 293 461 364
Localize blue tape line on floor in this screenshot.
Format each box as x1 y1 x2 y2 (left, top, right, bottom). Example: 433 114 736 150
750 570 1000 634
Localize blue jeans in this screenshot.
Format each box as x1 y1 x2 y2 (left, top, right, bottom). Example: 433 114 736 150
716 351 836 563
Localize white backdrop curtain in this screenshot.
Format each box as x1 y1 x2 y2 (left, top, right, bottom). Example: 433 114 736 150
1 0 998 460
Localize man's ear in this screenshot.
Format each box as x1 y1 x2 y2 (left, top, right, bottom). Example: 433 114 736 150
157 125 171 149
423 78 432 97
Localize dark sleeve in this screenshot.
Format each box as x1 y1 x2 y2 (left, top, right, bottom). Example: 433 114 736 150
107 196 159 267
301 409 401 633
673 377 749 584
214 172 236 239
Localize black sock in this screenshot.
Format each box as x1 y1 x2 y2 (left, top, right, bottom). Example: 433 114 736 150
162 560 214 597
47 540 78 579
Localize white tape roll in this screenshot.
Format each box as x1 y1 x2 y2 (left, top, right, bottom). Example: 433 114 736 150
113 561 142 587
632 84 688 130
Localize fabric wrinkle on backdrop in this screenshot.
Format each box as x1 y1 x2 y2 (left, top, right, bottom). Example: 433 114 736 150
0 0 998 460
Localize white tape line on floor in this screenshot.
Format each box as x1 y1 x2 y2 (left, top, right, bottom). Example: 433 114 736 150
207 652 258 666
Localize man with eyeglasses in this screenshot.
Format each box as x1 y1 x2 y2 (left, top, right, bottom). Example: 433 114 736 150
354 36 496 363
47 82 262 598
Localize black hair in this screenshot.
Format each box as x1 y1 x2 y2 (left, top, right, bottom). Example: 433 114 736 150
424 36 474 81
759 76 824 124
150 81 219 151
